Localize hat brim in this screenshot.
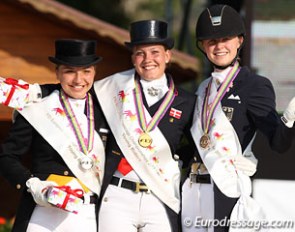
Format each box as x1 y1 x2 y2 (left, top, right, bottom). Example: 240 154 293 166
125 38 174 50
48 56 102 67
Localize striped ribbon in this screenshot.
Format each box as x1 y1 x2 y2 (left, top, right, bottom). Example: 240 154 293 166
202 62 241 134
134 76 176 133
60 90 94 155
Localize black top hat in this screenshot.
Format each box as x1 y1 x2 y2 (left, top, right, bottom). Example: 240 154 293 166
48 39 102 66
125 20 174 50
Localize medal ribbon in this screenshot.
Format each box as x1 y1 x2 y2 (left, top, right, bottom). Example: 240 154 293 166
201 62 241 134
60 90 94 155
134 76 176 134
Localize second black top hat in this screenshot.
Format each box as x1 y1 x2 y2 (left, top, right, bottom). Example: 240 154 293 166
125 20 174 49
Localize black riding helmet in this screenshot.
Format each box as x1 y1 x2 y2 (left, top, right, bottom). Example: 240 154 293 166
196 4 246 69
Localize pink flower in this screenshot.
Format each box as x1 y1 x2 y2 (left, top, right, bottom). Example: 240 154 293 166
213 132 222 139
152 156 159 163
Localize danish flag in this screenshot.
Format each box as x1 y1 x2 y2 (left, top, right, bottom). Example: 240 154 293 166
169 107 182 119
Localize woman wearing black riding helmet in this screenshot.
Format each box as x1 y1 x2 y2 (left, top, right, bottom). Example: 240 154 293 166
196 3 246 70
181 4 295 232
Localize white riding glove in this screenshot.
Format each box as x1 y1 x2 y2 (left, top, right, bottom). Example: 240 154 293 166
281 97 295 128
28 83 42 103
232 155 257 177
26 177 56 207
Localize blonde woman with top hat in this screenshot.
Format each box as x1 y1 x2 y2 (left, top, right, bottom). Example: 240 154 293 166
0 39 109 232
181 4 295 232
92 19 196 232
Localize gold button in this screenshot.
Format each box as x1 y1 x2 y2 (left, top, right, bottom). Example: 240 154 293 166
64 171 69 176
112 150 121 156
16 184 21 189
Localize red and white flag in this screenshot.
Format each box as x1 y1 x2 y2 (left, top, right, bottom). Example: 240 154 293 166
169 107 182 119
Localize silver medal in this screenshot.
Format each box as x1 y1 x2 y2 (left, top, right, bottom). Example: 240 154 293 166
80 156 93 170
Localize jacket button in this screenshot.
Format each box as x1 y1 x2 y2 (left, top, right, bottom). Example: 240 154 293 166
64 171 69 176
103 197 108 202
16 184 21 189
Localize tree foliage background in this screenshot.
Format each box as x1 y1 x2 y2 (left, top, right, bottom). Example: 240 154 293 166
56 0 204 56
56 0 295 60
56 0 131 28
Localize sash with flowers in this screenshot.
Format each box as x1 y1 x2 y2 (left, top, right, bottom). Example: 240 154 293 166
191 64 245 197
94 69 181 213
191 63 265 227
18 90 105 196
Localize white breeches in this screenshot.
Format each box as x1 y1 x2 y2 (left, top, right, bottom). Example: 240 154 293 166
27 204 96 232
98 184 172 232
181 178 214 232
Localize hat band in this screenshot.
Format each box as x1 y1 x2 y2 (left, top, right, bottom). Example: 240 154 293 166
56 54 96 61
51 54 101 66
125 38 174 49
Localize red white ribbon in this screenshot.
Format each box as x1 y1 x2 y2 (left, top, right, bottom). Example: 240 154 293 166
3 77 29 106
55 186 84 210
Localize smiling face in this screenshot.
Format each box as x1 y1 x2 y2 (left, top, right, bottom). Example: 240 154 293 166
56 65 96 99
201 36 243 68
131 44 171 81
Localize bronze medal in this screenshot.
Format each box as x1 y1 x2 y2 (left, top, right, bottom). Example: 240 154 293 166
138 133 153 148
200 134 210 149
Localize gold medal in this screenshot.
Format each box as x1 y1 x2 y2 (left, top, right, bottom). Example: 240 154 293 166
200 134 210 149
138 133 153 148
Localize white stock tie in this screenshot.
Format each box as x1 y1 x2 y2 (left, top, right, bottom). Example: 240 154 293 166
140 76 169 107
